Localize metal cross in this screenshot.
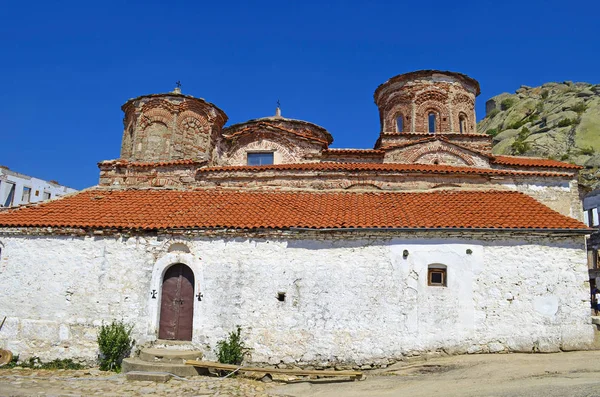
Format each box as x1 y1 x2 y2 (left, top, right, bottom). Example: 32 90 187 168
176 81 182 88
277 99 281 108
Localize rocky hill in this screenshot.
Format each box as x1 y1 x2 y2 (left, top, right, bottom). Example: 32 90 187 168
477 81 600 190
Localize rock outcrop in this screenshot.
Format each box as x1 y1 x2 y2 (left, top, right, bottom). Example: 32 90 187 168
478 82 600 190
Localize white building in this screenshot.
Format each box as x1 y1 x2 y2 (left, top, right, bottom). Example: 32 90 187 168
0 70 595 367
0 166 77 208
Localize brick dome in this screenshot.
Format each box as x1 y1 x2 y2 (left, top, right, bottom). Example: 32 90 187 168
373 70 480 135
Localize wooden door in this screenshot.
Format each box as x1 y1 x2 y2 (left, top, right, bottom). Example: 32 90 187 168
159 264 195 340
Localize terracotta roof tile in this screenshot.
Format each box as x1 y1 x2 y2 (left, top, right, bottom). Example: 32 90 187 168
322 149 385 155
99 159 205 168
491 155 582 169
198 162 572 177
0 189 589 232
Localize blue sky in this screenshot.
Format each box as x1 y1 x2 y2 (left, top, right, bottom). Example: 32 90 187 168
1 0 598 189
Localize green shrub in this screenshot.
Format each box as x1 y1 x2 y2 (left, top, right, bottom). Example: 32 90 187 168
500 98 516 111
541 90 549 99
511 140 531 155
487 109 500 118
3 355 83 370
560 154 570 161
511 127 532 155
216 326 250 365
486 128 499 137
97 320 134 372
581 146 595 156
557 118 576 127
536 102 544 113
571 102 588 114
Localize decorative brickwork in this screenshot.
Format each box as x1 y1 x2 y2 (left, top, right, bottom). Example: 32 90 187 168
120 92 227 162
384 140 489 167
374 71 479 137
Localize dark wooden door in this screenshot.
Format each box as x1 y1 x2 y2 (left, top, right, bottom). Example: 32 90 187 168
159 264 195 340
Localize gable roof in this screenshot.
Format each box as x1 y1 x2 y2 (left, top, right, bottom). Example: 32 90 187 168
491 155 582 169
0 189 589 233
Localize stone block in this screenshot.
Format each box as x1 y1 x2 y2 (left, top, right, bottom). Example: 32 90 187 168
126 371 171 382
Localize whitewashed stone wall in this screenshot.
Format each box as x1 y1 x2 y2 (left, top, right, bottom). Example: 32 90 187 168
0 232 593 365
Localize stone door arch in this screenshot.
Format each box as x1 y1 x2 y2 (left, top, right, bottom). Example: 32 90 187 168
159 263 195 340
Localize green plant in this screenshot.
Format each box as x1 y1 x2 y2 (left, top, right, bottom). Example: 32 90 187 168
560 154 570 161
3 355 83 370
97 320 134 372
486 128 499 137
557 118 576 127
500 98 516 111
571 102 588 114
541 90 549 99
581 146 595 156
216 326 250 365
487 109 500 118
511 127 532 155
511 140 531 155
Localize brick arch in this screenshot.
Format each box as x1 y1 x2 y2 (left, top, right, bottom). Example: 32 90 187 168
415 101 450 133
343 182 383 191
139 108 174 131
227 138 298 165
405 142 475 166
457 111 469 134
415 151 469 166
414 90 448 105
385 103 413 132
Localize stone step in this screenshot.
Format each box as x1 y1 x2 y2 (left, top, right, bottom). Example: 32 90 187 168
122 357 207 378
139 347 203 364
125 371 172 382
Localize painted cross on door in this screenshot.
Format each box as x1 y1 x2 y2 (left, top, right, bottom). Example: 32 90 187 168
159 263 195 340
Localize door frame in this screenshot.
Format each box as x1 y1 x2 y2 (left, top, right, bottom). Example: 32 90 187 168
149 252 204 340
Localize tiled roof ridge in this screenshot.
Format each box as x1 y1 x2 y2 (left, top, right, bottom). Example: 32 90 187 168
197 162 573 177
99 159 206 168
491 155 582 169
381 132 488 138
322 148 385 155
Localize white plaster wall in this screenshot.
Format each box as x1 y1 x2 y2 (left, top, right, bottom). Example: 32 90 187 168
0 233 593 365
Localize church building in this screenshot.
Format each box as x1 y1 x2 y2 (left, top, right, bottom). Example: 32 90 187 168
0 70 593 367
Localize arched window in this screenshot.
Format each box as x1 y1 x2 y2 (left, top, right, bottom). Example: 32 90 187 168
428 264 447 286
459 114 467 133
396 115 404 132
428 112 436 133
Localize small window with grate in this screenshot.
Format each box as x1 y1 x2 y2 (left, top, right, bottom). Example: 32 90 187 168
428 264 447 287
247 152 274 166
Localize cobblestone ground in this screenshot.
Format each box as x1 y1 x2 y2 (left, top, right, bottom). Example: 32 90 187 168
0 368 282 397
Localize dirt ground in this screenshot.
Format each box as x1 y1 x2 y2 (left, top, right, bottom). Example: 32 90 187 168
273 351 600 397
3 351 600 396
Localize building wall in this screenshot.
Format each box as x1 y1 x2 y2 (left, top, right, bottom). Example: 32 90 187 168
0 168 77 208
0 232 592 365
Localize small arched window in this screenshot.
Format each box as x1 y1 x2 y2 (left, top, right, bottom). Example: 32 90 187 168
428 264 447 286
396 115 404 133
459 114 467 134
428 112 436 133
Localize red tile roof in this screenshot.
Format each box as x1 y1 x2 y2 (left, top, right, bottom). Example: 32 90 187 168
99 159 205 168
322 149 385 155
491 156 583 169
198 162 573 177
0 189 589 232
